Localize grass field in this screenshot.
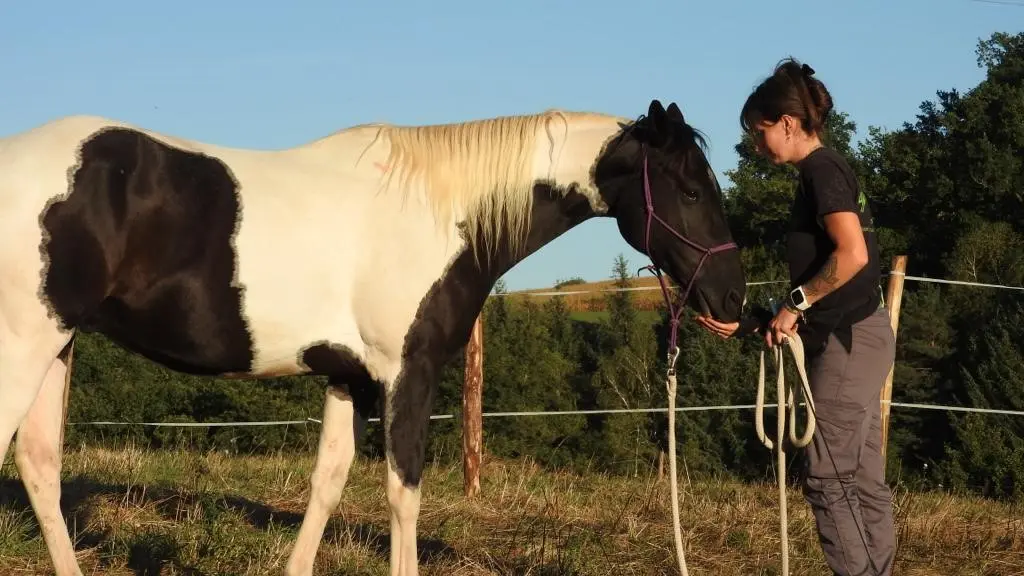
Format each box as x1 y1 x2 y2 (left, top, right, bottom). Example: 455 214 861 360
1 446 1021 575
503 277 669 313
503 276 784 317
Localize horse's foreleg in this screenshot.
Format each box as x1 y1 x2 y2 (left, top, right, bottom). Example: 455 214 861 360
385 354 438 576
386 458 422 576
14 339 81 576
285 384 363 576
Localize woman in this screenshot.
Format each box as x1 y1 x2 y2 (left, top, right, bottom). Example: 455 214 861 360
696 58 897 576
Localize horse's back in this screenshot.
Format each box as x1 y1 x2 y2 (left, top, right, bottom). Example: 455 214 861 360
0 115 111 203
0 114 222 215
0 115 461 384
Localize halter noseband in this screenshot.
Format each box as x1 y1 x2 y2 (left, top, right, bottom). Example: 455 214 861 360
637 146 738 366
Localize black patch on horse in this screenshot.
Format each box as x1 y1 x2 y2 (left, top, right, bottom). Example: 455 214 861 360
56 337 75 366
39 127 254 375
300 342 381 418
388 182 596 488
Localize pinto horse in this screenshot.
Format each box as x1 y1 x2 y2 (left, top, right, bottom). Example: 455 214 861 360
0 98 745 575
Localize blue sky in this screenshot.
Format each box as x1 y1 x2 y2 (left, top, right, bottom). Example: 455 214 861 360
1 0 1016 291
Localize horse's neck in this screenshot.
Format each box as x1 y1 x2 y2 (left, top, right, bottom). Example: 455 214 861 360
294 113 620 286
542 114 625 214
469 186 600 296
464 115 621 281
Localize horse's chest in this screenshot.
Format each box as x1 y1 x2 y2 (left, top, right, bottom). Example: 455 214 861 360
230 190 463 384
237 267 449 383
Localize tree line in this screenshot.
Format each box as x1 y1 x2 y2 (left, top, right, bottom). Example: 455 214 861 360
62 32 1024 502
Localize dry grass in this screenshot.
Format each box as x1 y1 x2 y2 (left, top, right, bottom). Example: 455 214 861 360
0 446 1022 575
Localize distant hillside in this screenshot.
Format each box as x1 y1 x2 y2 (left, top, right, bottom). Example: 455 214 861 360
500 276 668 312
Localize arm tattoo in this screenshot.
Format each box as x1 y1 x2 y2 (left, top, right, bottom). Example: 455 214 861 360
804 253 840 299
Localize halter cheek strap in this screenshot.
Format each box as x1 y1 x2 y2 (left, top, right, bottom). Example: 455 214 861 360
637 147 738 363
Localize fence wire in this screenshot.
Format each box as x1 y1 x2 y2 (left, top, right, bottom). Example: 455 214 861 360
65 272 1024 429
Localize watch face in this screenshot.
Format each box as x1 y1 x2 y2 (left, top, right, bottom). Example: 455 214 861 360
791 289 805 305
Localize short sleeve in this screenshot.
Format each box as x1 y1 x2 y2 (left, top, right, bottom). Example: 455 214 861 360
802 160 858 218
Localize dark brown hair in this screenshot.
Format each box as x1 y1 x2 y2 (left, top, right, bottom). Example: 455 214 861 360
740 57 834 136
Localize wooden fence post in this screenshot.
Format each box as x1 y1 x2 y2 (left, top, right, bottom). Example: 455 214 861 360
463 314 484 497
880 255 907 474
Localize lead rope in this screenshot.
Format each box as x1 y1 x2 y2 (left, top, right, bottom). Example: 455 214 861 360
633 143 737 576
665 332 816 576
664 345 689 576
755 333 816 576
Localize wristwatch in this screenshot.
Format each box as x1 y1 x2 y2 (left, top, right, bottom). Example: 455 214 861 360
788 285 812 312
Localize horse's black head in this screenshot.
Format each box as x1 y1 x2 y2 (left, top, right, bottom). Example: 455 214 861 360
594 99 745 323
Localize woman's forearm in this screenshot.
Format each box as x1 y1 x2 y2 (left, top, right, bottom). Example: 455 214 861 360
802 246 868 306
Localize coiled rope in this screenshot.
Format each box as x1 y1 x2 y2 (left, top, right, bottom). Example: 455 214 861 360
665 333 815 576
755 333 816 576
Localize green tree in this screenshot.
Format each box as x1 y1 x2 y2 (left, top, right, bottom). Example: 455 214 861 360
475 298 585 467
606 253 638 349
941 305 1024 499
861 32 1024 277
859 32 1024 493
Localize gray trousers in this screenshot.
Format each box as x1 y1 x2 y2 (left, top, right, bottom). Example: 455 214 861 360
802 307 897 576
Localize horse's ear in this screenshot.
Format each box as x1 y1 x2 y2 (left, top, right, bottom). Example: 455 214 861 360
647 99 670 147
666 102 684 124
648 99 666 118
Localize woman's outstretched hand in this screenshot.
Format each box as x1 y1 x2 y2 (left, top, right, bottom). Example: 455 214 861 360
695 315 740 340
695 304 785 343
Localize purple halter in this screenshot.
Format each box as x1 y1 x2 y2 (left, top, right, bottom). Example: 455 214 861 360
637 147 738 363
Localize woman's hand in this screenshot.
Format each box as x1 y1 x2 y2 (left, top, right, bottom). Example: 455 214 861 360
695 315 740 340
766 305 800 348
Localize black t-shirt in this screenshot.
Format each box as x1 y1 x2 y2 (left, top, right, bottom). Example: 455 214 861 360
788 146 882 355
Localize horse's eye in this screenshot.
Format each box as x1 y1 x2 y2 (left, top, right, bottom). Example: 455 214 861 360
683 188 699 202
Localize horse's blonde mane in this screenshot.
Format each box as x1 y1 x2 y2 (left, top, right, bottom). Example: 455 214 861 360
368 109 620 261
